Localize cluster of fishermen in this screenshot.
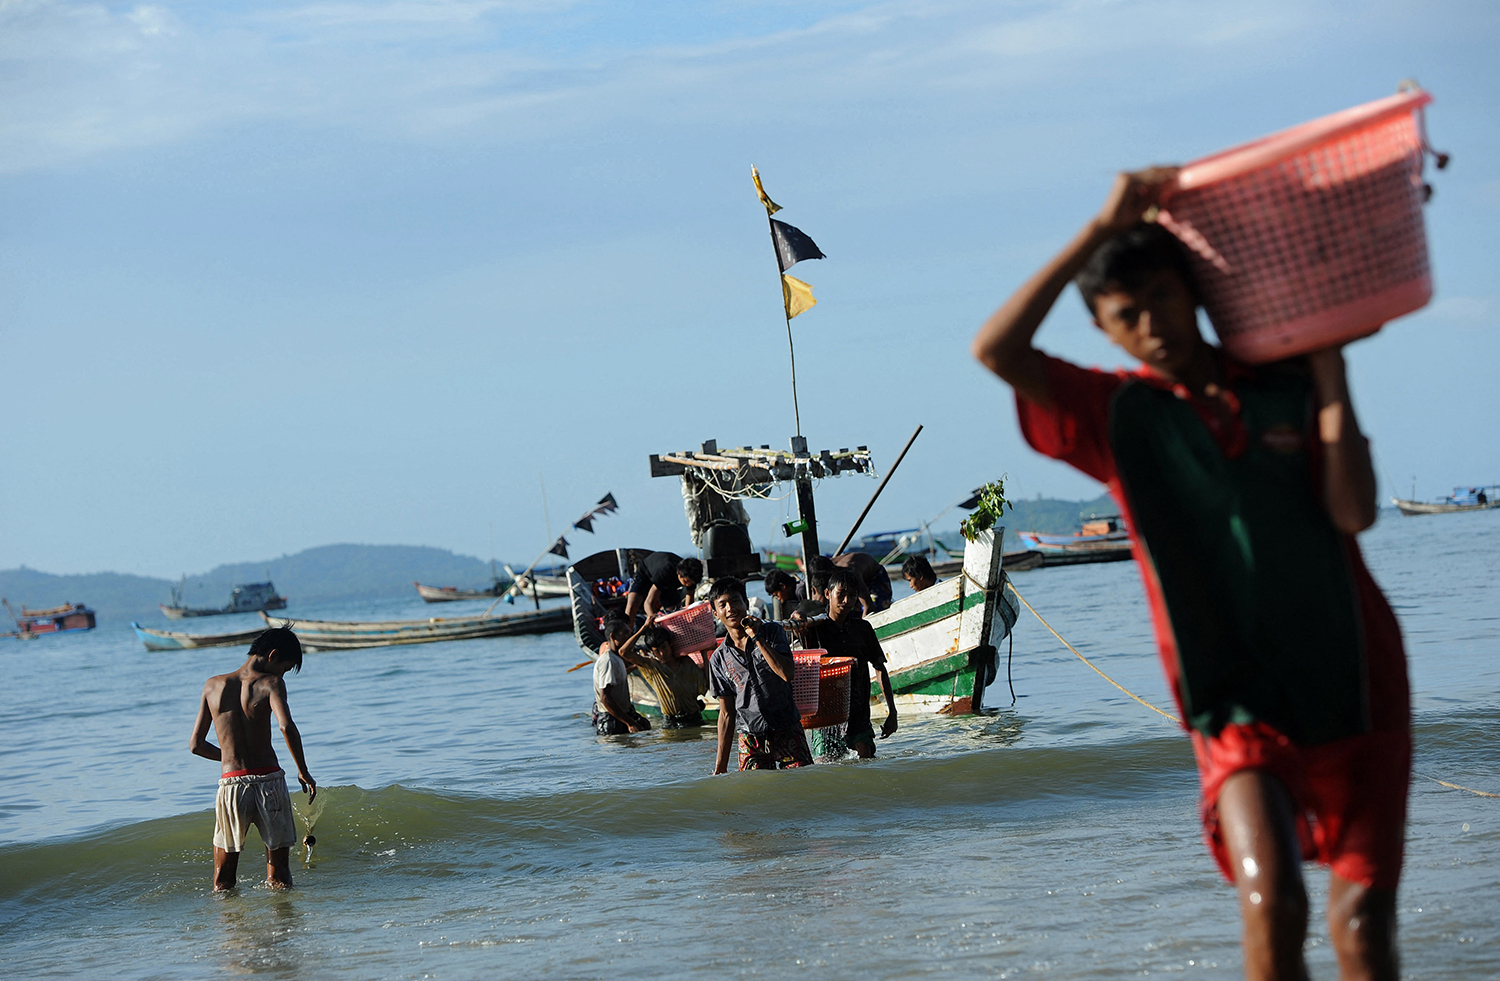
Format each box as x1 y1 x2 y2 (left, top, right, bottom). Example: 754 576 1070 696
591 547 945 773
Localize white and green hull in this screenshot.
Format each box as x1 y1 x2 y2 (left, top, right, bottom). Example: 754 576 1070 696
863 527 1018 714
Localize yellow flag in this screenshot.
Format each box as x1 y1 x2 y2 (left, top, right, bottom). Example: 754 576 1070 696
751 166 782 216
782 274 816 319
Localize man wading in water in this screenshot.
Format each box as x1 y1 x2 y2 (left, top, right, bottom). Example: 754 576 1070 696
189 627 317 890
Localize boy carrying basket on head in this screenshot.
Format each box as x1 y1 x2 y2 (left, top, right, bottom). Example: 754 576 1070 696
973 169 1410 981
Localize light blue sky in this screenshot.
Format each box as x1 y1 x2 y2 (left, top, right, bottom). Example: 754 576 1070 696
3 0 1496 577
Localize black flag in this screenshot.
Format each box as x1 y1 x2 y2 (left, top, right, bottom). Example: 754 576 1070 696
770 220 825 272
597 492 618 512
957 488 984 510
573 514 594 534
548 537 570 559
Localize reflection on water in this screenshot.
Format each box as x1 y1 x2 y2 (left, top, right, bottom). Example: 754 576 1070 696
216 893 305 978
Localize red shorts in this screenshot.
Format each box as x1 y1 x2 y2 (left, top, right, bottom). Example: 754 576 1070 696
1191 721 1410 890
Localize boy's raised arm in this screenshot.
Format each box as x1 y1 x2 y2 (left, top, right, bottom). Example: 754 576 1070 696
267 678 316 802
1307 348 1378 533
972 168 1178 407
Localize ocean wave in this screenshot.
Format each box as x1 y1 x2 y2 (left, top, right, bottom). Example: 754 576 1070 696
0 737 1194 908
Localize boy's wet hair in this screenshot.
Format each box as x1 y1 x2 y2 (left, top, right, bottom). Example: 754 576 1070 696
762 569 796 595
1075 222 1199 315
826 568 860 599
709 577 747 607
249 627 303 672
902 555 936 581
676 557 703 582
638 625 674 653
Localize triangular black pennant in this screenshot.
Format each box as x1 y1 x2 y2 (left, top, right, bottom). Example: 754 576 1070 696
597 492 618 512
573 514 594 534
957 488 984 510
770 220 825 272
548 537 570 559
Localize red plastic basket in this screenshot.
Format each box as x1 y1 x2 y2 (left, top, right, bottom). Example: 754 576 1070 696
797 654 854 730
1157 89 1434 363
655 602 717 663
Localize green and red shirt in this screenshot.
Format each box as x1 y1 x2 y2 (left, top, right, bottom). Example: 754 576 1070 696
1016 352 1408 745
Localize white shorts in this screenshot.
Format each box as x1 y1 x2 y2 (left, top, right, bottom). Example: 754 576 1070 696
214 771 298 853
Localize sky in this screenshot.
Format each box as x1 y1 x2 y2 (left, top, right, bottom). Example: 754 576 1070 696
2 0 1497 578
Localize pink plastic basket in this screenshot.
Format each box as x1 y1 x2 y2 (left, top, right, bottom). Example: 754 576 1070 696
655 602 717 662
1156 89 1434 363
792 650 825 717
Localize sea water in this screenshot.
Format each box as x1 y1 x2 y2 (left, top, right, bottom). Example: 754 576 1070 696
2 513 1497 979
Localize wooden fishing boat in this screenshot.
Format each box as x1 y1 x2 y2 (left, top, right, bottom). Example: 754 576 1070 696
262 606 571 651
414 580 513 603
3 599 96 636
508 570 573 599
1392 485 1499 516
161 580 287 619
132 623 265 651
1036 541 1133 566
863 528 1018 714
1018 515 1129 548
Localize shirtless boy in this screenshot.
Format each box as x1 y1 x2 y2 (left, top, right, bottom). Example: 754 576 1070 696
189 627 317 891
973 169 1410 981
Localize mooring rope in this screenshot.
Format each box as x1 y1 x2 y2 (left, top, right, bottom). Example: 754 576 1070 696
1004 581 1498 799
1006 581 1179 724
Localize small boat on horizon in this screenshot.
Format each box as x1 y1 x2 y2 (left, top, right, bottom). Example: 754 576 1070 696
1392 485 1498 516
3 599 97 637
161 579 288 620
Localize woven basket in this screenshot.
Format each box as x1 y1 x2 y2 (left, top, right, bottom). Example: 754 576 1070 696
1157 89 1434 363
656 602 717 660
799 655 854 730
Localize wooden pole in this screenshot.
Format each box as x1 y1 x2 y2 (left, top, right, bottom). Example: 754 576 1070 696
833 424 923 557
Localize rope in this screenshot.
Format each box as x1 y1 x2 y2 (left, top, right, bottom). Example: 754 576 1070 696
1419 773 1500 799
1006 581 1180 724
1006 582 1497 802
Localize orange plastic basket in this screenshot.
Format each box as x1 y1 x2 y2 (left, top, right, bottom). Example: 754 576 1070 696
1156 89 1434 363
798 655 854 730
656 602 717 661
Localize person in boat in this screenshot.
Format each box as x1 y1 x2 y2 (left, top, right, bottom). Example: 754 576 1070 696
972 168 1410 981
624 553 703 618
832 551 893 614
188 627 316 891
708 577 813 773
800 568 899 758
618 620 709 728
901 555 939 592
593 616 652 736
762 569 799 620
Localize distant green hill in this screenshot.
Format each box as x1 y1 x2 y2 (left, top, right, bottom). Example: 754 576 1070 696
0 544 501 626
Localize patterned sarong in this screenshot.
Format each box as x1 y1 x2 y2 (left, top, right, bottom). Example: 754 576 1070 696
738 727 814 770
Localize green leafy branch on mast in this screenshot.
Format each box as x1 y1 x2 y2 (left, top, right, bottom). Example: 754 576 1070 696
960 478 1011 542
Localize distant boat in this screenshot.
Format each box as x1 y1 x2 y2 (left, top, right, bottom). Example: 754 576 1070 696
414 580 513 603
161 580 288 620
506 565 573 600
1015 515 1134 565
132 623 265 651
1018 515 1130 549
263 606 571 650
1392 485 1499 516
3 599 96 637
